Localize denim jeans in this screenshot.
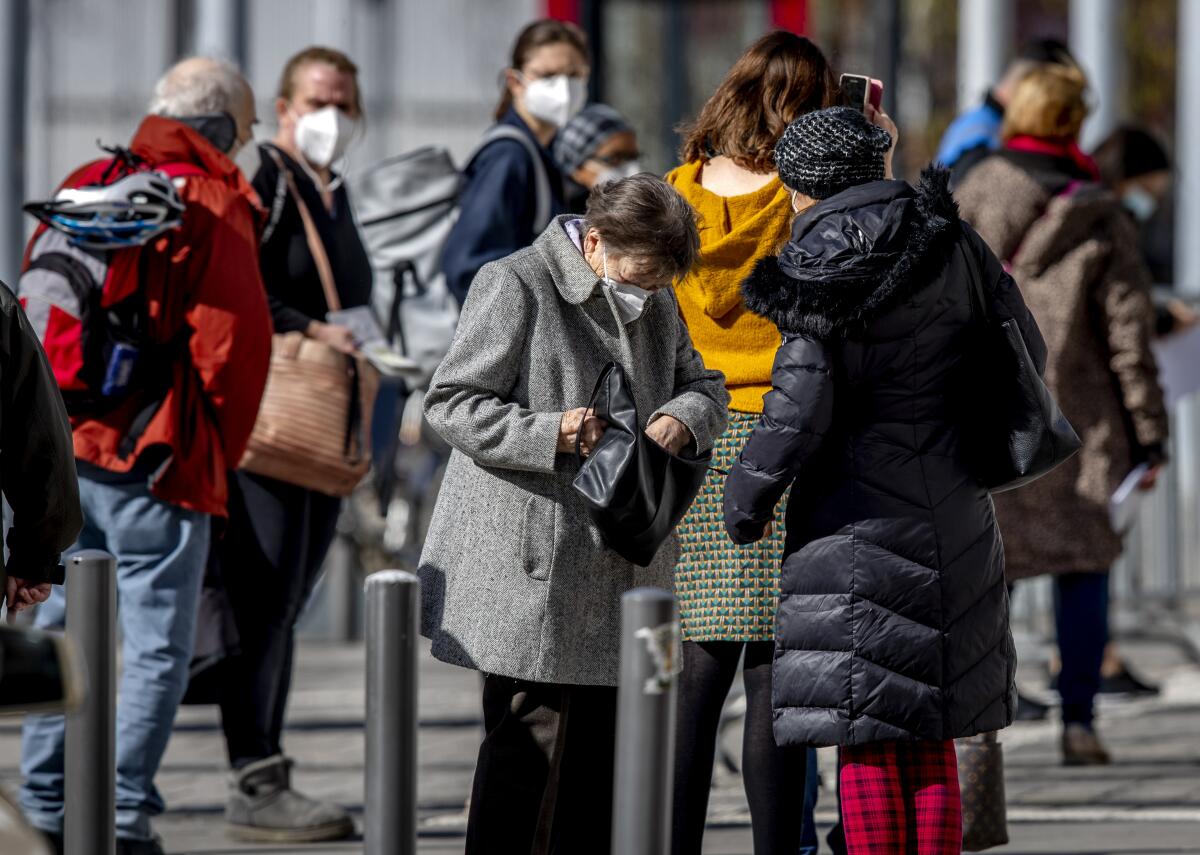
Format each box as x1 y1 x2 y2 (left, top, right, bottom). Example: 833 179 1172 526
20 474 210 841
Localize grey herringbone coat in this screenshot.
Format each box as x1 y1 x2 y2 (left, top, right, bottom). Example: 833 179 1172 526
419 216 729 686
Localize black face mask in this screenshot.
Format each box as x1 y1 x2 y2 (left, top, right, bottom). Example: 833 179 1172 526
175 112 238 154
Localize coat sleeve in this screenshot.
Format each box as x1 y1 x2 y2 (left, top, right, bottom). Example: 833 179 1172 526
724 334 833 544
649 292 730 453
963 224 1048 375
423 263 562 473
0 285 82 584
440 141 536 306
1093 214 1169 459
184 188 273 469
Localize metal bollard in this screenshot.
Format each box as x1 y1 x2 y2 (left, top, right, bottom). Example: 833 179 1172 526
611 588 680 855
64 550 117 855
364 570 419 855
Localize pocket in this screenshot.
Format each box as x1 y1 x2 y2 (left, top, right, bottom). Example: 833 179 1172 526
519 493 558 581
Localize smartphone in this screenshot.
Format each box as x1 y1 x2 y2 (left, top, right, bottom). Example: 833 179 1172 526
840 73 884 113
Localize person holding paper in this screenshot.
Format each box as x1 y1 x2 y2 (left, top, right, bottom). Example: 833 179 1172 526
957 63 1168 767
209 46 372 843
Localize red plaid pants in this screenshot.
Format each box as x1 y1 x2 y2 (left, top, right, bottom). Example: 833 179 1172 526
839 739 962 855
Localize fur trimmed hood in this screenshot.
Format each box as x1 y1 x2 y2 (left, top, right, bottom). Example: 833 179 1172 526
742 167 962 337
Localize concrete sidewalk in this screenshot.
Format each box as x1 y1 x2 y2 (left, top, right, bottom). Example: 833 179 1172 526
1 638 1198 854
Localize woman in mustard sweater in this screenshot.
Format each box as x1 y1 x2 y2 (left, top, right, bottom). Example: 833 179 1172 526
668 32 839 855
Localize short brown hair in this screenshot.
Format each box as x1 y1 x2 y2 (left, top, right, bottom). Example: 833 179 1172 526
277 46 363 118
495 20 591 122
1001 64 1090 143
678 31 839 173
584 174 700 281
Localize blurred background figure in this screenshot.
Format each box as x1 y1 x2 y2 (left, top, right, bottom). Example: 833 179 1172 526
666 31 839 855
212 45 369 844
440 19 589 306
936 37 1076 185
956 63 1169 767
1094 124 1175 286
554 102 640 213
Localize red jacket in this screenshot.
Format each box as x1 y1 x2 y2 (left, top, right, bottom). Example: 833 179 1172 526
26 116 272 516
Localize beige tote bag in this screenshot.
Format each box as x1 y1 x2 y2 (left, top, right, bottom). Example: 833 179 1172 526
240 147 378 497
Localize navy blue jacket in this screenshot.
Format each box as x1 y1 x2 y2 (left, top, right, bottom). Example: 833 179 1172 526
441 109 565 305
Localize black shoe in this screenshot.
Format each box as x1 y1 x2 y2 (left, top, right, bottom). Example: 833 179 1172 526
1016 690 1050 721
1099 665 1160 696
116 836 166 855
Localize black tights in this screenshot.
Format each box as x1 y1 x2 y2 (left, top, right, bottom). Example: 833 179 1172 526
672 640 808 855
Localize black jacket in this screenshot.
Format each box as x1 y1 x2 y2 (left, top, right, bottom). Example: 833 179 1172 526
0 282 81 590
254 145 373 333
724 170 1046 747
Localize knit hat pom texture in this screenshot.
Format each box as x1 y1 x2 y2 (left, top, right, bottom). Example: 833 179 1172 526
775 106 893 200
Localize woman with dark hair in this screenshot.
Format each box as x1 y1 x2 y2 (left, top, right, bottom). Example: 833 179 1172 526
440 19 589 306
666 32 862 854
420 174 728 854
725 105 1046 855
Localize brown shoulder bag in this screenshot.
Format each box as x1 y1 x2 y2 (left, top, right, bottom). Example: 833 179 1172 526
239 147 378 496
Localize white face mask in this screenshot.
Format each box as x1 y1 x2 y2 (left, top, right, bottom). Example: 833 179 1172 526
595 159 642 187
293 105 358 169
521 74 587 129
1122 186 1158 222
602 245 652 324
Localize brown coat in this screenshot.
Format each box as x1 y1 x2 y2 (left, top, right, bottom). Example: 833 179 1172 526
956 155 1168 580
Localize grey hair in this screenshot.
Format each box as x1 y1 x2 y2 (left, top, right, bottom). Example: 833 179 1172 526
583 173 701 281
149 57 246 117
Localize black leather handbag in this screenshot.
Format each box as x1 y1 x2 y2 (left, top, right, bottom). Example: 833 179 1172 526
572 361 711 566
960 242 1081 492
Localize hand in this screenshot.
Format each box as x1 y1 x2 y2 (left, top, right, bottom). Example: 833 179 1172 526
866 105 899 179
1138 464 1162 491
5 577 51 613
306 321 358 355
645 415 692 455
558 408 607 456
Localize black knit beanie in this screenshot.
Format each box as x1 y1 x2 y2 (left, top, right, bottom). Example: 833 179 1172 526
775 106 893 200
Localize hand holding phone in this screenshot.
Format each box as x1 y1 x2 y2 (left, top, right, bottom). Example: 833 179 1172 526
839 73 884 113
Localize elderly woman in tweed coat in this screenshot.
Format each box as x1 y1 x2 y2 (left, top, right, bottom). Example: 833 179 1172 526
419 173 728 854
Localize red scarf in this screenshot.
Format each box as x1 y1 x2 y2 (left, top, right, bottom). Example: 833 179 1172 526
1005 135 1100 181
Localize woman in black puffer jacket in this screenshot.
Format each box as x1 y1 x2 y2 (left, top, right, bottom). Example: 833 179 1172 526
724 107 1047 855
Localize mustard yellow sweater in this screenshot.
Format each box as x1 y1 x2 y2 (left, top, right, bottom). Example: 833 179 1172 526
667 160 794 413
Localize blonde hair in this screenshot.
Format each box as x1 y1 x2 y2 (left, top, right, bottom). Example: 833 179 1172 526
1001 64 1090 142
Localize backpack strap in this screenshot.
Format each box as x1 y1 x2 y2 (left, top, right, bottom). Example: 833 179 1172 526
467 125 553 233
262 145 342 313
258 144 290 246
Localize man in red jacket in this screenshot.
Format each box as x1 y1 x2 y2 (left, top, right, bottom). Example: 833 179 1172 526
19 57 272 855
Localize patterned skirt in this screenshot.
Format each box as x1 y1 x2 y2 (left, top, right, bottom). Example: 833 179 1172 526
674 411 789 642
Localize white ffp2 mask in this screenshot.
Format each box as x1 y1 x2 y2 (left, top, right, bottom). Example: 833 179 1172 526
522 74 587 129
293 105 358 169
595 160 642 187
603 246 652 324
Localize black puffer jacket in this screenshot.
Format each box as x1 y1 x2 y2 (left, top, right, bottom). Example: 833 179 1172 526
724 170 1046 747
